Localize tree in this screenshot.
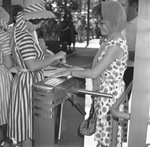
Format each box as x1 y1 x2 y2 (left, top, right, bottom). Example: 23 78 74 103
45 0 80 15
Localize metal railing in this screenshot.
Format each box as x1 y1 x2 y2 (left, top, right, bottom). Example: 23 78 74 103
71 87 113 98
110 82 132 147
70 87 113 116
72 81 150 147
110 81 150 147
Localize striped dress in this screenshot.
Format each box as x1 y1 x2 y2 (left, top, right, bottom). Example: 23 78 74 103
0 27 12 125
8 12 44 142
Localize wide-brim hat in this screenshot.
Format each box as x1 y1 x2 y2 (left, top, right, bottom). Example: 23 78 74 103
23 0 55 20
0 6 10 23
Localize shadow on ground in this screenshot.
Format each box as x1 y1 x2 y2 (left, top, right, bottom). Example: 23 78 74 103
66 48 98 69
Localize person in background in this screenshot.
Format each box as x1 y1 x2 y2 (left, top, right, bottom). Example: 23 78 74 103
95 19 102 39
60 13 72 54
68 14 77 52
90 17 96 39
70 1 128 147
7 0 66 147
73 20 79 43
118 0 139 88
118 0 140 144
78 16 86 42
0 6 13 146
75 17 82 42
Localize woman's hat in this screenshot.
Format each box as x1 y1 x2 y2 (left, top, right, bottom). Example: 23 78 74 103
23 0 55 20
0 6 10 23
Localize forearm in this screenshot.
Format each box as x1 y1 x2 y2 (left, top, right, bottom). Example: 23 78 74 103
71 69 96 79
25 55 57 71
4 55 13 69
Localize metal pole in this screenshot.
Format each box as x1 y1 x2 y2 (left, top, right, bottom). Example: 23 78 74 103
71 87 113 98
86 0 90 47
64 0 67 14
79 0 82 13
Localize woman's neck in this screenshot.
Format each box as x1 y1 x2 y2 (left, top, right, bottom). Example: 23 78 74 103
106 32 122 41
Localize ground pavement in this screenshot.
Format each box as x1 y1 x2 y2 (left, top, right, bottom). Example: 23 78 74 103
66 39 100 147
66 39 100 68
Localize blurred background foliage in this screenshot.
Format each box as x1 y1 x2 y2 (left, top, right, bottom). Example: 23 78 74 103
42 0 103 41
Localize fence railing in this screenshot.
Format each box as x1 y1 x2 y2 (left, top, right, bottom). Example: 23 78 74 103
110 82 132 147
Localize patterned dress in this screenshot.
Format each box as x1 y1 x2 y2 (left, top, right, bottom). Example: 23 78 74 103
8 12 44 142
0 26 12 126
93 38 128 147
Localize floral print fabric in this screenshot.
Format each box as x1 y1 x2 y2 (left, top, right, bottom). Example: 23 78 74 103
94 38 128 147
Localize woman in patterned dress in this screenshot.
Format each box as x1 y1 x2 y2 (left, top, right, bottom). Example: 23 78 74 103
7 1 66 147
71 1 128 147
0 6 13 145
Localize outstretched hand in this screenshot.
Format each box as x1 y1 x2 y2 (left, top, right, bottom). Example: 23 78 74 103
54 51 66 61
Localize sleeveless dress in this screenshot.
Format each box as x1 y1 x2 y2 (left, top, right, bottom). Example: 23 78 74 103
92 38 128 147
8 12 44 142
0 29 12 126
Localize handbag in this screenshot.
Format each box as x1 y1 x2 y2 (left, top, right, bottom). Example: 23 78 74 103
79 97 96 136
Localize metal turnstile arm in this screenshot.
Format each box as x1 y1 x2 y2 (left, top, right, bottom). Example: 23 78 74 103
70 88 113 98
110 81 132 147
68 87 113 116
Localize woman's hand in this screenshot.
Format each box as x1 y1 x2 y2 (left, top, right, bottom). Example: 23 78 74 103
54 51 66 61
25 51 66 71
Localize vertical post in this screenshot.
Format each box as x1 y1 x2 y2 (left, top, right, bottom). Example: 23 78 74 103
2 0 11 15
64 0 67 14
111 117 118 147
79 0 82 13
128 0 150 147
86 0 90 47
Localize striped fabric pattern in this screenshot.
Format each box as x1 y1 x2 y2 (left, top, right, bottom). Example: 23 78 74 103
0 30 12 59
8 10 44 142
0 19 10 31
0 29 12 125
15 12 26 35
24 3 46 12
23 2 55 20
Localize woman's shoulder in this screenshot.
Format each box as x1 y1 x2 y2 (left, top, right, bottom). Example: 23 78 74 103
107 35 128 53
15 31 33 45
15 30 30 38
108 35 126 47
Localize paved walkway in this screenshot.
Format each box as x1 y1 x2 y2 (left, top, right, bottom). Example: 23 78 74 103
75 38 100 49
69 39 100 58
66 38 100 69
68 39 100 147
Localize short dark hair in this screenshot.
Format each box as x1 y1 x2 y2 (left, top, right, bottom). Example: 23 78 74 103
12 5 23 23
12 5 23 16
128 0 139 6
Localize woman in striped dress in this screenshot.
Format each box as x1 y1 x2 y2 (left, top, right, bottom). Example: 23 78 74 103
8 1 66 147
0 6 13 145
